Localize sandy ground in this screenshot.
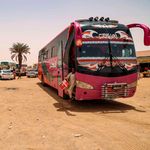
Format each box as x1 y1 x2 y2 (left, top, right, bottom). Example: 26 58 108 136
0 77 150 150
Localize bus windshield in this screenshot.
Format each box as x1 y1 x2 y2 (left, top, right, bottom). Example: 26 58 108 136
77 42 136 58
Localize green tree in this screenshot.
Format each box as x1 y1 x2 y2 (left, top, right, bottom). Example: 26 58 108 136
10 42 30 72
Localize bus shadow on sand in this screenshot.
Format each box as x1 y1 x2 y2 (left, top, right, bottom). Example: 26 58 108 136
37 82 145 116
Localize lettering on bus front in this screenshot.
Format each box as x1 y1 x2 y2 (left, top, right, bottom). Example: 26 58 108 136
82 30 133 41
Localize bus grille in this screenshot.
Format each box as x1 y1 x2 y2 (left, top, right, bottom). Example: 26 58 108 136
101 83 128 99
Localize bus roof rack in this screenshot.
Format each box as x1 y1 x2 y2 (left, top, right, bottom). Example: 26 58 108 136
75 17 119 24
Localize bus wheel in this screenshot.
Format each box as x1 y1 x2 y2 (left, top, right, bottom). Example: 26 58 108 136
63 92 69 99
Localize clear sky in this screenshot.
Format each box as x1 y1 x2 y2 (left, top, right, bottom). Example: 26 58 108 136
0 0 150 65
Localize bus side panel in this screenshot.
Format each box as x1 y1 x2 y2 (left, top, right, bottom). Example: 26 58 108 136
38 27 69 98
57 68 64 97
47 57 58 89
38 59 58 89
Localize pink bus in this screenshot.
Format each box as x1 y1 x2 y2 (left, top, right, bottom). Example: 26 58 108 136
38 17 150 100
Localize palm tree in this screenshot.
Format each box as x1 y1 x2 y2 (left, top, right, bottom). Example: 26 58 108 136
10 42 30 72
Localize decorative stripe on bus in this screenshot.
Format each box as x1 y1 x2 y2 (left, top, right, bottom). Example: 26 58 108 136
77 57 137 60
82 38 133 42
82 41 134 45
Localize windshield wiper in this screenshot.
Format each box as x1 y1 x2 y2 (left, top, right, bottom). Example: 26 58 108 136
99 25 128 72
99 50 128 72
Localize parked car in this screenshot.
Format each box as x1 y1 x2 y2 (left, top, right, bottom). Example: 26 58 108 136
33 70 38 76
143 70 150 77
0 69 15 80
26 70 38 78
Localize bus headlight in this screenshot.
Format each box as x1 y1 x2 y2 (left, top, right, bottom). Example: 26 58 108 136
127 81 137 88
76 80 94 89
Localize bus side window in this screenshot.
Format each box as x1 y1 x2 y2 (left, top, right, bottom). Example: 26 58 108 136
41 54 44 61
57 41 63 67
51 46 57 57
42 51 48 60
38 55 41 62
48 49 51 58
54 48 58 57
51 47 54 57
46 46 51 59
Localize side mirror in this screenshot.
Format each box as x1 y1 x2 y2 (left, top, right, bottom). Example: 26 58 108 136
127 23 150 46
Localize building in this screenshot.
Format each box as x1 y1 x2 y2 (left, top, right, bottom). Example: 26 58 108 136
136 50 150 72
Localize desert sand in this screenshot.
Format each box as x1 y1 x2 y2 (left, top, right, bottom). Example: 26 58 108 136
0 77 150 150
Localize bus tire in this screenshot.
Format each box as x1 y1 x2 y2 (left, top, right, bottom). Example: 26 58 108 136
63 92 69 99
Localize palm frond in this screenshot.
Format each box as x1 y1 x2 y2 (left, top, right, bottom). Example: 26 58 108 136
23 55 27 62
15 56 18 62
11 54 17 61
